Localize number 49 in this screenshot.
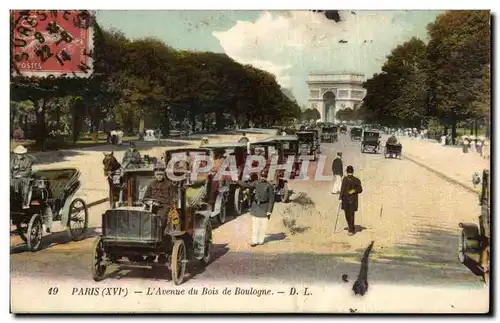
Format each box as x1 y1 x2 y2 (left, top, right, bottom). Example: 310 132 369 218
48 287 59 295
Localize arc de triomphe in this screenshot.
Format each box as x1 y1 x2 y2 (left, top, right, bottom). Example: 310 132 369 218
306 72 367 123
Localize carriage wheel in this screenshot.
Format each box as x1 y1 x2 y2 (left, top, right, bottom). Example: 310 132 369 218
458 230 467 264
282 182 290 203
171 239 187 285
233 187 243 216
201 221 213 266
481 246 490 285
16 223 28 242
68 198 88 241
91 236 107 281
27 214 43 252
217 196 227 224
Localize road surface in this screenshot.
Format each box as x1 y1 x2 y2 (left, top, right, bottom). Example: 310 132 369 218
10 131 489 313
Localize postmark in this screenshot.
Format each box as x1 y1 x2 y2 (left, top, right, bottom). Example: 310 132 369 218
11 10 94 78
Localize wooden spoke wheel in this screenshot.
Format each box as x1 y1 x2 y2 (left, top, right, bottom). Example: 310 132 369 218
171 239 187 285
458 229 467 264
90 236 107 281
67 198 88 241
233 187 243 216
217 196 227 224
27 214 43 252
201 221 213 266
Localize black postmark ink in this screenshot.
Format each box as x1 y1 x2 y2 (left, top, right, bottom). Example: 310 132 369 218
14 52 29 62
63 10 71 21
77 62 91 73
25 16 37 28
46 21 60 34
13 38 27 48
55 50 72 66
50 10 58 19
35 45 54 62
82 48 93 57
56 30 73 45
16 26 31 37
37 10 47 21
73 11 92 29
34 31 45 44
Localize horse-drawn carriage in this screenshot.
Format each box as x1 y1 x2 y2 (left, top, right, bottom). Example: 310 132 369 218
297 131 319 161
350 127 363 141
249 139 291 203
321 125 338 143
339 125 347 135
384 138 403 159
91 160 214 285
200 142 252 216
458 169 490 285
11 168 89 252
361 130 381 153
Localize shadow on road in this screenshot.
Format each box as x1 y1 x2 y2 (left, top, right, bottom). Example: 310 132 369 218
104 243 230 283
342 225 368 233
264 232 287 243
10 227 100 254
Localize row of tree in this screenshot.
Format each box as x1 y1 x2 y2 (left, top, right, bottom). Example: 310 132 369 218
10 14 301 149
360 10 490 141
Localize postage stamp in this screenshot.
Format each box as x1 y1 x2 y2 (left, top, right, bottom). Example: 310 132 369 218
8 9 491 314
11 10 94 78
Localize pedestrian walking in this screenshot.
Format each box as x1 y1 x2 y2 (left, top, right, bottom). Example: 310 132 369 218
237 170 275 247
339 165 363 236
331 152 343 194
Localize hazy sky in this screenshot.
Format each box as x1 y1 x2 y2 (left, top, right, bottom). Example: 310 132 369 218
96 10 442 105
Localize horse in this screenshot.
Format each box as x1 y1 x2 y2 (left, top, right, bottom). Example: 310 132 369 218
103 152 122 207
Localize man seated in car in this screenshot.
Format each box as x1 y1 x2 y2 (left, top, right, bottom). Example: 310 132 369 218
143 163 179 232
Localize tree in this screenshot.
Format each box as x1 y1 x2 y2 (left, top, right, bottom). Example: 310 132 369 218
363 37 428 127
426 10 490 142
301 108 321 121
336 108 356 122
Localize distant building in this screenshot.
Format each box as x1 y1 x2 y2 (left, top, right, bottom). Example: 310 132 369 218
307 72 366 123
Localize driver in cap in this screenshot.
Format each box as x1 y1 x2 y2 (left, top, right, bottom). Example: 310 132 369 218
143 162 178 226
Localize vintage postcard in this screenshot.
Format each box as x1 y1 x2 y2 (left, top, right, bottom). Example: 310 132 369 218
9 8 491 314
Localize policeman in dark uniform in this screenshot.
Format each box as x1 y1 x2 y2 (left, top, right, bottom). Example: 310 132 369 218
237 170 275 247
122 142 142 169
11 145 34 209
339 165 363 236
143 163 179 232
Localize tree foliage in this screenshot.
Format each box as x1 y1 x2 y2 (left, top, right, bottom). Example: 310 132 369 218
362 10 490 140
10 12 301 149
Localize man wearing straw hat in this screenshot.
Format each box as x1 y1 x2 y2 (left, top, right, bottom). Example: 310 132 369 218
11 145 34 209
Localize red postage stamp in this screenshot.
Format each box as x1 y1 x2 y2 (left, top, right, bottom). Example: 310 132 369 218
11 10 94 78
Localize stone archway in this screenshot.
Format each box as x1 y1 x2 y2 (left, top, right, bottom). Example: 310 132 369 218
323 91 336 122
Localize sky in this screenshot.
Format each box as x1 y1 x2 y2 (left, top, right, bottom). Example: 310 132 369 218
96 10 442 106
